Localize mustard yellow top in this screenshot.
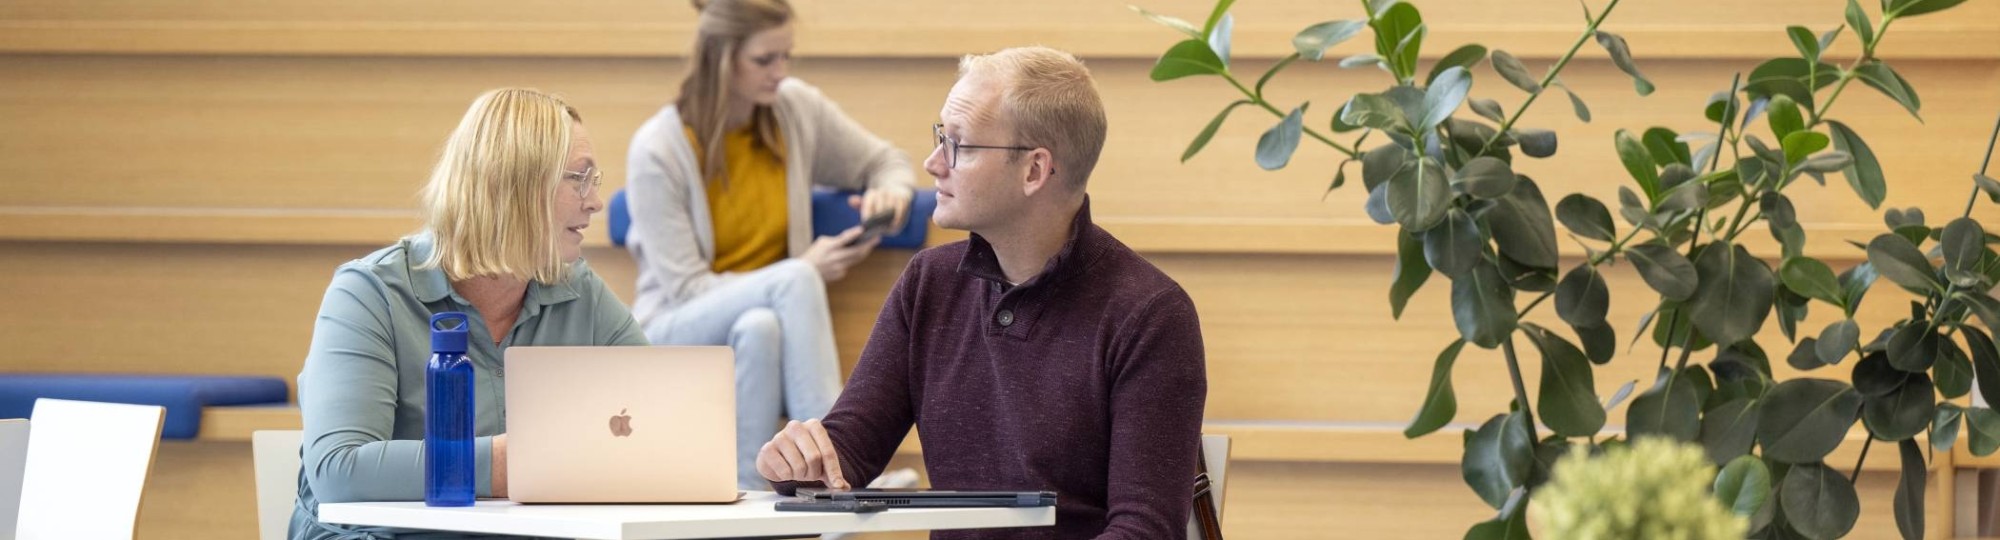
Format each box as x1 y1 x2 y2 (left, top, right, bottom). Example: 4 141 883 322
686 124 789 273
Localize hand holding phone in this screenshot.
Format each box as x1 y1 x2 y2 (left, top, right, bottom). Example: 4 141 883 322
845 210 897 248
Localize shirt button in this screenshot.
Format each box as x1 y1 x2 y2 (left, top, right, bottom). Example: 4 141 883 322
996 310 1015 327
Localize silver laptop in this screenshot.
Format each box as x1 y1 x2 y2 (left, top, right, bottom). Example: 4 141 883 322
503 346 738 503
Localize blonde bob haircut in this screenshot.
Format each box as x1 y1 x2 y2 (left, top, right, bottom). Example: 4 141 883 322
419 87 584 284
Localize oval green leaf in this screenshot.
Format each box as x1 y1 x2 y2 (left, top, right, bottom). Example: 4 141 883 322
1816 319 1860 366
1389 228 1432 319
1405 339 1468 438
1150 39 1227 81
1556 264 1609 327
1452 261 1518 349
1424 208 1482 279
1780 257 1845 307
1255 104 1307 171
1461 412 1533 509
1627 243 1699 301
1866 233 1941 294
1688 242 1776 347
1292 20 1367 61
1757 378 1863 464
1781 462 1861 540
1627 373 1702 441
1528 326 1605 437
1555 194 1615 242
1702 398 1764 464
1828 121 1887 210
1716 455 1773 520
1861 372 1935 441
1454 156 1516 199
1484 176 1559 269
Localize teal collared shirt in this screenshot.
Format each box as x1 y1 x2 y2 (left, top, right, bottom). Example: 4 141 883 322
291 234 646 539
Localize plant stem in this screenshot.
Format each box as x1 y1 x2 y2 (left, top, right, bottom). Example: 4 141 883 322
1852 437 1873 480
1705 75 1744 176
1475 0 1627 158
1222 74 1359 157
1655 315 1679 374
1808 16 1894 127
1962 112 2000 218
1501 335 1542 442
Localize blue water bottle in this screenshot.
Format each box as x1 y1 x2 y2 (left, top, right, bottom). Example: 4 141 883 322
425 312 476 507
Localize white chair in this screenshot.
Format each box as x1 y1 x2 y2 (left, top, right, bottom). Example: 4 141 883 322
252 430 304 540
1188 434 1232 540
16 399 164 540
0 419 29 540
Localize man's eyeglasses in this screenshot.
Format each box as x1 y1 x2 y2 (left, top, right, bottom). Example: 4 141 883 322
932 123 1039 170
562 165 603 199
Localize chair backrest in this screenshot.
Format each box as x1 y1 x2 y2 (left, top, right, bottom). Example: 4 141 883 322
1188 434 1232 540
0 419 28 540
16 399 164 540
608 189 632 247
252 430 304 540
608 188 940 249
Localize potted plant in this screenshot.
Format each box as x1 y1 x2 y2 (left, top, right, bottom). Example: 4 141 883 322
1133 0 1997 537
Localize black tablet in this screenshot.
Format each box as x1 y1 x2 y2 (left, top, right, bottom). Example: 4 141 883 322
780 488 1057 510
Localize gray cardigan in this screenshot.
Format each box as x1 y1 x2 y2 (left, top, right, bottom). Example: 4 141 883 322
624 78 916 326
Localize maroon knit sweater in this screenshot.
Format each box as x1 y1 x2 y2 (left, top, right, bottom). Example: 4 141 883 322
777 201 1209 539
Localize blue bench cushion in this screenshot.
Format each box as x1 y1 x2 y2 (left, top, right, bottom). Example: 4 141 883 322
0 374 289 439
608 188 937 249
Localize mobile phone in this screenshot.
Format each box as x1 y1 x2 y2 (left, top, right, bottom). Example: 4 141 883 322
845 211 897 247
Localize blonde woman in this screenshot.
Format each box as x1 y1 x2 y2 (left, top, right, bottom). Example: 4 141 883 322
625 0 915 489
291 88 644 539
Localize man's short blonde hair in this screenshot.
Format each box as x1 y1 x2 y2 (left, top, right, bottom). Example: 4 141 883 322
958 46 1107 191
419 87 583 284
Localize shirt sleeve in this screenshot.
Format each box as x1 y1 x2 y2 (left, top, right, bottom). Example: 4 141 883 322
1095 287 1208 540
296 267 498 502
577 263 649 346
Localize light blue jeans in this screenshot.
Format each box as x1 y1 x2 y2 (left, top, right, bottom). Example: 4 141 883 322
642 259 843 489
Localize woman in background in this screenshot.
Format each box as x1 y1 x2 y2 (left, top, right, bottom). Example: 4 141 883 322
624 0 915 489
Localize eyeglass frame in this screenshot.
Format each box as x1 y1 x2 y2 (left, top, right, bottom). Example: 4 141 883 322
932 123 1048 172
561 165 603 199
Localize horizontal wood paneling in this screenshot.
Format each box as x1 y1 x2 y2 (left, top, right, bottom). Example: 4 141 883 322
2 0 1996 59
0 241 1940 426
4 55 1996 256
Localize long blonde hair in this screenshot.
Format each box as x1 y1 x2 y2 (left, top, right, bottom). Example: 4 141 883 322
677 0 791 180
419 87 583 284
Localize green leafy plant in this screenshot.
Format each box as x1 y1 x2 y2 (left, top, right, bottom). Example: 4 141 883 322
1135 0 1995 537
1531 437 1750 539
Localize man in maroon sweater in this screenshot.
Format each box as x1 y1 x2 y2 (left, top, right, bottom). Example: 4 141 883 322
753 46 1209 539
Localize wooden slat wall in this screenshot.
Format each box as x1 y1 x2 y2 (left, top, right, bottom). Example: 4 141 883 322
4 1 1999 538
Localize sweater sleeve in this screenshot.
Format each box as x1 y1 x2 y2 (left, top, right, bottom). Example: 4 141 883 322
1094 287 1208 540
786 80 917 195
770 252 924 495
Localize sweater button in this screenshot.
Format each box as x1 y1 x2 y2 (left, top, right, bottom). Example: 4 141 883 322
996 310 1015 327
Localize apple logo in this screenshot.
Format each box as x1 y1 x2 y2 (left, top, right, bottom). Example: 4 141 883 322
609 408 633 437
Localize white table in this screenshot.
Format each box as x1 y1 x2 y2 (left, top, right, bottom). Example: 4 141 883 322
319 491 1056 540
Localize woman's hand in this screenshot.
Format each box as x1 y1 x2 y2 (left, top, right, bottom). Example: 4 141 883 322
799 227 877 282
850 186 914 231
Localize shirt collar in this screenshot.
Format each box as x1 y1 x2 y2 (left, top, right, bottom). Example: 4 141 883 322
958 196 1100 291
406 232 584 312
